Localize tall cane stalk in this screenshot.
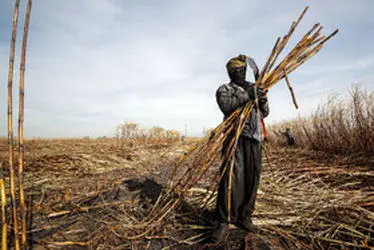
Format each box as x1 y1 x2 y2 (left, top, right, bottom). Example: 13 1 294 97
7 0 21 249
18 0 33 248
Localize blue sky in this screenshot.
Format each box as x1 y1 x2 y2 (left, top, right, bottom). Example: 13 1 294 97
1 0 374 138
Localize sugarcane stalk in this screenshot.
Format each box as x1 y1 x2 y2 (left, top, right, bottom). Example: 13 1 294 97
226 104 253 222
284 44 324 77
167 109 240 194
178 106 250 205
264 7 308 76
265 38 307 86
153 129 227 219
138 108 251 236
319 29 339 45
259 37 281 79
182 136 227 191
284 71 299 109
199 121 246 208
265 37 289 78
172 133 226 197
311 35 326 46
0 163 7 250
264 23 323 87
169 143 199 187
284 29 338 73
145 125 245 237
7 0 21 249
304 23 321 39
18 0 33 248
310 26 324 41
266 37 322 89
226 157 236 223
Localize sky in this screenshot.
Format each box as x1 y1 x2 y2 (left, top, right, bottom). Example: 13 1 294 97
0 0 374 138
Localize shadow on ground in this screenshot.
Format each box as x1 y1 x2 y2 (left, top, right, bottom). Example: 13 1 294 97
122 178 273 250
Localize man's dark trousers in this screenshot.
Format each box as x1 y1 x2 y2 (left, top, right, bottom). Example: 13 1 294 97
216 136 262 224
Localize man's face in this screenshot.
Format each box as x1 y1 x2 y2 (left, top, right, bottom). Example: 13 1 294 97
228 67 246 84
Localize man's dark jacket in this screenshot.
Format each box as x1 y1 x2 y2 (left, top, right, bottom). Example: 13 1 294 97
216 81 269 141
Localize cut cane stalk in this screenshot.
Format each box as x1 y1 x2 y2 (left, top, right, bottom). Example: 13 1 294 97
7 1 21 249
284 70 299 109
18 1 33 248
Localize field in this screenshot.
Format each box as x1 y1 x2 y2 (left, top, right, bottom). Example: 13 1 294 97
0 88 373 250
4 4 368 249
0 133 373 249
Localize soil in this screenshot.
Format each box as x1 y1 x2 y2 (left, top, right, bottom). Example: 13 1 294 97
0 138 372 249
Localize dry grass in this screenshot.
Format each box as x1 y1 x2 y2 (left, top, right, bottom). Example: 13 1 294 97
0 137 372 249
0 138 191 247
269 85 374 155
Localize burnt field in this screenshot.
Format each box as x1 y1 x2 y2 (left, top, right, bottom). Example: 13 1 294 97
0 137 372 249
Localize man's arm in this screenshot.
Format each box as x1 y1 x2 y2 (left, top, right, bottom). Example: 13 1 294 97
246 85 270 118
258 88 269 118
216 84 250 117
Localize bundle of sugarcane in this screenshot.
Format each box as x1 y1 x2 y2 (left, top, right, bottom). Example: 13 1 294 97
123 6 339 239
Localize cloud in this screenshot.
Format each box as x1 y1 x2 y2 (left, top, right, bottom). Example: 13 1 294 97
299 55 374 76
0 0 373 137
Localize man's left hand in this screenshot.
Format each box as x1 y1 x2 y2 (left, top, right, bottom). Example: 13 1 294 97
257 87 268 100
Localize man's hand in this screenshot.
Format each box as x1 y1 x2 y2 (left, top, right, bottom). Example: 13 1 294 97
257 87 268 100
246 85 268 101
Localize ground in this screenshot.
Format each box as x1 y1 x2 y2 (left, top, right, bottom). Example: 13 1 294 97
0 138 372 249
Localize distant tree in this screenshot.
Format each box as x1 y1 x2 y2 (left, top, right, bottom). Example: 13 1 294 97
115 121 182 141
166 129 181 140
149 126 165 138
117 122 140 139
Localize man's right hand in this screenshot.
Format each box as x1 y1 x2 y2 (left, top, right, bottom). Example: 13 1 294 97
246 85 268 101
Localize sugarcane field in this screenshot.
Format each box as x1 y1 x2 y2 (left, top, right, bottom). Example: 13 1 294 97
1 1 374 250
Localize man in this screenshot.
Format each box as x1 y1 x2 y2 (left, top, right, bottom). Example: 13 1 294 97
280 128 295 146
212 54 269 243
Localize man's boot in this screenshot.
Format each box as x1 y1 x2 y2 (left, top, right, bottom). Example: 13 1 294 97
211 222 229 243
236 217 261 233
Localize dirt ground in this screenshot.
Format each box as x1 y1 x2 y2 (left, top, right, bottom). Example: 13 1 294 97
0 138 373 249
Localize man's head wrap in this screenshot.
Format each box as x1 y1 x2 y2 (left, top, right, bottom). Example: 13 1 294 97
226 54 247 72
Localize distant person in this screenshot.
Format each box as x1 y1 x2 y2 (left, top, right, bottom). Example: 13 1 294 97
213 54 269 243
280 128 295 146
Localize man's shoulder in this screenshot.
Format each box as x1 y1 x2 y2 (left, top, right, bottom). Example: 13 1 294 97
218 82 231 88
216 83 232 93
